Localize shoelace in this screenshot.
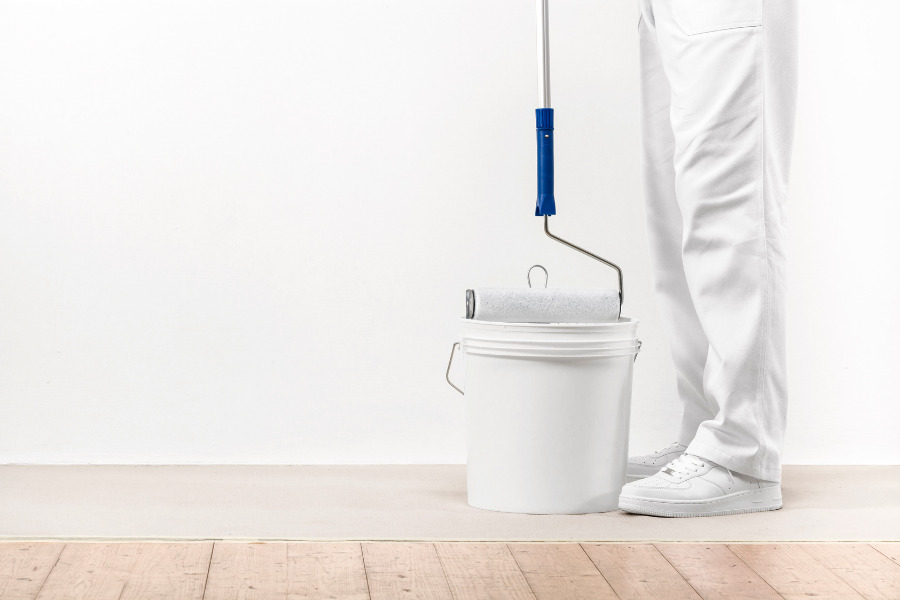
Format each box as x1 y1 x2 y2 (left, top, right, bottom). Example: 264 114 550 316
663 454 734 485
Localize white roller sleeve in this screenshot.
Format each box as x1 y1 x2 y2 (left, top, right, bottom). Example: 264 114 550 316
471 288 620 323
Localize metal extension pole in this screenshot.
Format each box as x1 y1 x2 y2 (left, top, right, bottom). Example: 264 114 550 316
537 0 551 108
535 0 624 312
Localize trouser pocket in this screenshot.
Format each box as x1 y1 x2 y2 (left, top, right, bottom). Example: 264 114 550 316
671 0 762 35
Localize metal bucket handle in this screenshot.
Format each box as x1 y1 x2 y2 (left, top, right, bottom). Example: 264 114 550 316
445 342 464 395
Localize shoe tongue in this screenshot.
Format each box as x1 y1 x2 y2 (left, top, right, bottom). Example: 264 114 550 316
659 455 700 479
657 464 685 480
656 465 685 483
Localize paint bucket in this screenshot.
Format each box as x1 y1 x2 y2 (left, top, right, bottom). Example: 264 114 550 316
446 318 640 514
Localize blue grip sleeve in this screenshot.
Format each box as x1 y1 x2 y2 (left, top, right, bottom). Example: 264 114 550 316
535 107 556 216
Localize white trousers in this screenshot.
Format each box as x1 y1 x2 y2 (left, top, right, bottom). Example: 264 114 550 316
637 0 798 482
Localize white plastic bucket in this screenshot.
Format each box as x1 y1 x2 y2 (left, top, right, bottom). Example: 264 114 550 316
448 317 640 514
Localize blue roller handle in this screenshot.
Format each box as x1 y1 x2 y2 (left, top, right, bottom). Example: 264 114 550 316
535 107 556 216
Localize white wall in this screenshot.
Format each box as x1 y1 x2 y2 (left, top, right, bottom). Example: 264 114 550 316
1 0 897 465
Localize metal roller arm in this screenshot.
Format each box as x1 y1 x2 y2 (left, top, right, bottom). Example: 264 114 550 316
544 216 624 314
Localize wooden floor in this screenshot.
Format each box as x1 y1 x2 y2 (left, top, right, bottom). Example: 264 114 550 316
1 542 898 599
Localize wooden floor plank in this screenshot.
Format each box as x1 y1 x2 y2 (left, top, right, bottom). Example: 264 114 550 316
286 543 369 600
35 542 212 600
203 542 369 600
729 544 865 600
203 543 288 599
362 542 453 600
434 542 536 600
655 543 783 600
0 543 64 600
800 544 900 599
581 543 702 600
871 543 900 568
506 543 618 600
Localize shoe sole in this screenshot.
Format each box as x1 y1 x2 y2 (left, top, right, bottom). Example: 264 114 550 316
618 485 782 518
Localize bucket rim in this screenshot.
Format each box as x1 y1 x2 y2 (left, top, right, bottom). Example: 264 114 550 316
461 340 640 350
460 317 639 328
463 346 640 358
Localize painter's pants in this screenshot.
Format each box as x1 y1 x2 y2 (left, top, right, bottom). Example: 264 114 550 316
637 0 797 482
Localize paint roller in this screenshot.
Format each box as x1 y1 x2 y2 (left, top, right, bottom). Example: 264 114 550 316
465 0 623 324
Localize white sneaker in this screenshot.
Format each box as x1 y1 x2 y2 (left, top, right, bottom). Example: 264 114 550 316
626 441 688 481
618 453 782 517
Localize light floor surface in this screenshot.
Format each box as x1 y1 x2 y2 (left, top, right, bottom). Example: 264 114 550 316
0 465 897 541
1 542 899 599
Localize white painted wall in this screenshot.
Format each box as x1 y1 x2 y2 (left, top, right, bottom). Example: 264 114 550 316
1 0 897 465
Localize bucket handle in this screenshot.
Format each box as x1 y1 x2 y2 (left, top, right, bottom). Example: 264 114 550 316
445 342 464 395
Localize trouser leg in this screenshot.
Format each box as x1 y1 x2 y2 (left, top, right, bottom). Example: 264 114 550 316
638 4 719 447
648 0 798 483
